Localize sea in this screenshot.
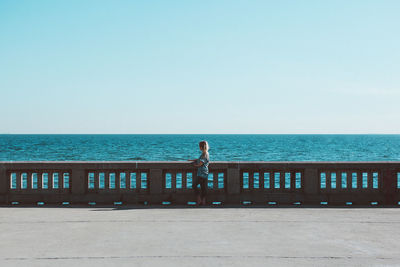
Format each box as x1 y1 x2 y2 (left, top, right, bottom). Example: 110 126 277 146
1 134 399 161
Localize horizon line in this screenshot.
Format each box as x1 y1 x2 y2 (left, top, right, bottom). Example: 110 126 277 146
1 133 399 135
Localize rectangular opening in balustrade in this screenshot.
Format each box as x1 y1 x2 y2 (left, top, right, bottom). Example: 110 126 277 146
88 172 95 189
341 172 347 189
141 172 147 189
331 173 336 189
176 173 182 189
42 173 48 189
253 172 259 189
285 172 290 189
31 173 37 189
320 172 326 189
264 172 270 189
98 173 105 189
130 172 136 189
242 172 249 189
372 172 378 189
398 172 400 189
362 172 368 188
165 173 172 189
218 172 224 189
63 173 70 189
21 173 27 189
120 173 126 189
208 173 213 189
108 173 115 189
352 172 357 188
274 172 280 189
53 173 59 189
10 173 16 189
187 172 193 188
295 172 302 189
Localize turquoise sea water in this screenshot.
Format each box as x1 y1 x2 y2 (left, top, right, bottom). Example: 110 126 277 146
1 134 400 161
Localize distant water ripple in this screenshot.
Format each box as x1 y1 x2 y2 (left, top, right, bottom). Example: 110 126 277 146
0 134 399 161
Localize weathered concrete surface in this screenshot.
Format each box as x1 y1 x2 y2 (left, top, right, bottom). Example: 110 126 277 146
0 207 400 267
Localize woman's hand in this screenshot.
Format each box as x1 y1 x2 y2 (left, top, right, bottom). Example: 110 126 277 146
193 161 203 167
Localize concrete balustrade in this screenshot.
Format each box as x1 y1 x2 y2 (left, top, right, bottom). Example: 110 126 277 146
0 161 399 206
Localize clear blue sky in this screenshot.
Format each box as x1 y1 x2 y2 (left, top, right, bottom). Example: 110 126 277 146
1 0 399 134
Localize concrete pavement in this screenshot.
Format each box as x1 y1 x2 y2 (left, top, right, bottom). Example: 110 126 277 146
0 206 399 266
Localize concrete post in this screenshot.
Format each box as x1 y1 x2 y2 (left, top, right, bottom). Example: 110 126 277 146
0 164 9 207
149 169 163 195
303 167 319 204
0 164 8 204
227 167 240 195
304 168 319 194
0 164 7 194
382 168 396 206
71 167 86 195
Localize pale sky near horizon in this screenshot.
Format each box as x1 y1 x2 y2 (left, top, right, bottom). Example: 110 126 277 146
1 0 399 134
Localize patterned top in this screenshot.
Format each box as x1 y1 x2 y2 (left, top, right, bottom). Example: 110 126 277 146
197 152 209 178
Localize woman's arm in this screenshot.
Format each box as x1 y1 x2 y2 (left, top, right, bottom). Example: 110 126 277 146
193 161 204 167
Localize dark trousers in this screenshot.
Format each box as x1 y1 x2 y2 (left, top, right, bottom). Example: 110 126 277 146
193 175 207 198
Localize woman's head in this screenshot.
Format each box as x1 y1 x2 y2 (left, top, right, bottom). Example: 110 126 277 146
199 140 209 153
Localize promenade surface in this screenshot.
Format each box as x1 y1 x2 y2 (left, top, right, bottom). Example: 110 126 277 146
0 206 399 267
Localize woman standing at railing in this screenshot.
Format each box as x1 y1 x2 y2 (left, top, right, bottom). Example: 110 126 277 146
188 140 210 205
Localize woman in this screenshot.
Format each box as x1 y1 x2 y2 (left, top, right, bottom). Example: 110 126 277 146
188 140 210 205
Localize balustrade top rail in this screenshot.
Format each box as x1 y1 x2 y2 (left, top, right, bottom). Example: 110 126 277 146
1 161 399 206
